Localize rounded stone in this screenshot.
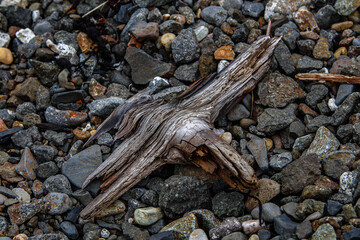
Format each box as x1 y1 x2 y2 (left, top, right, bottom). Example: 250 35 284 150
134 207 164 226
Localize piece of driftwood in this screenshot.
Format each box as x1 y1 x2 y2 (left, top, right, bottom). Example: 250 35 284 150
296 72 360 84
80 36 282 219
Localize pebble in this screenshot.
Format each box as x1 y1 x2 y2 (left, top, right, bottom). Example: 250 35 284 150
174 61 199 82
212 191 244 219
294 7 319 33
331 21 354 31
227 104 250 121
184 209 220 233
160 213 198 240
209 217 242 240
245 178 280 211
60 221 79 240
312 223 336 240
273 213 298 237
134 207 164 226
44 106 87 127
339 171 359 197
12 188 30 202
274 41 295 75
194 26 209 42
269 152 293 171
7 200 42 225
257 104 297 133
160 33 176 51
43 174 72 195
281 154 321 195
0 48 13 65
201 6 228 26
171 28 200 64
315 5 341 29
300 185 332 201
15 28 35 44
43 192 72 215
334 0 360 16
214 46 235 60
0 33 10 48
242 1 264 18
189 229 208 240
296 220 313 239
307 126 340 159
130 21 159 42
264 0 312 21
125 47 174 85
15 147 38 180
251 202 281 222
95 200 126 218
313 37 331 60
247 135 268 171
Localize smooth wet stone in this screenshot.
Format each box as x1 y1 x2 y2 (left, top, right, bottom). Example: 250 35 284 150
95 200 126 218
44 106 87 127
245 178 280 211
172 29 200 64
194 26 209 42
257 104 297 133
87 97 125 118
251 202 281 223
273 214 298 237
307 126 340 159
160 213 198 240
134 207 164 226
247 136 268 171
60 221 79 240
336 84 355 105
51 90 84 106
312 223 336 240
281 154 321 195
125 47 174 85
15 147 38 180
189 229 208 240
61 145 102 189
43 192 72 215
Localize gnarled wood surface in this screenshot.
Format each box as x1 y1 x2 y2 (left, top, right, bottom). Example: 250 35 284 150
80 36 282 219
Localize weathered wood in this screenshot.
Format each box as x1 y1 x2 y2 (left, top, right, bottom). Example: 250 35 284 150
296 72 360 84
80 36 281 219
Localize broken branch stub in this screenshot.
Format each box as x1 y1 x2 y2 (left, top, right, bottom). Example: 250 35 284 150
80 36 282 219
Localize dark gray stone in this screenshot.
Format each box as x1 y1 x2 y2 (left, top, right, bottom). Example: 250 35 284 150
158 175 211 219
323 158 349 180
60 221 79 240
247 135 268 170
34 21 54 35
147 231 174 240
231 24 249 43
212 191 244 219
35 161 59 179
125 47 174 85
258 229 271 240
201 6 228 26
315 5 340 29
242 1 264 17
296 220 313 239
332 92 360 126
6 5 32 28
43 130 67 146
257 104 297 133
45 106 87 127
251 202 281 222
29 59 60 86
122 221 150 239
296 56 324 72
62 145 102 189
120 8 149 43
227 104 250 121
174 62 199 82
97 133 113 147
113 3 133 23
43 174 72 195
297 39 316 56
342 228 360 240
87 97 125 118
0 109 15 127
171 29 200 64
269 152 292 171
51 90 85 106
30 144 57 162
0 186 17 198
0 217 8 236
274 22 300 50
335 84 355 106
273 214 298 237
15 102 36 121
327 200 343 216
305 84 329 109
274 41 295 75
134 0 173 7
44 192 72 215
159 20 184 35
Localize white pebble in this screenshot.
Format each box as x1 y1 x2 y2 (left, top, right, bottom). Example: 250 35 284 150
328 98 338 111
16 28 36 44
100 228 110 239
32 10 41 23
0 33 10 48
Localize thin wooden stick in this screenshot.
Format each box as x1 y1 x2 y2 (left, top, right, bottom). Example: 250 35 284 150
296 73 360 84
82 1 108 18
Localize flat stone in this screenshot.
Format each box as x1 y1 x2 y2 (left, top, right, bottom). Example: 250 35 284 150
120 8 149 43
273 214 298 237
251 202 281 222
327 200 343 216
300 185 332 201
257 72 305 108
335 84 355 105
269 152 293 171
307 126 340 159
130 21 159 42
257 104 297 133
15 147 38 180
87 97 125 118
0 186 17 198
45 106 87 127
125 47 174 85
201 6 227 26
296 56 323 72
247 136 268 171
62 145 102 189
245 178 280 211
12 188 30 202
13 78 41 102
160 213 198 240
281 154 321 195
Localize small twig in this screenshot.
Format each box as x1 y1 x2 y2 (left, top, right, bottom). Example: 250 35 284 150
266 19 271 37
82 1 108 18
296 73 360 84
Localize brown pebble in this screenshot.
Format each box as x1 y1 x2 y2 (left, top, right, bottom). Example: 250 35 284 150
221 22 234 35
245 178 280 211
77 32 95 53
339 36 355 47
0 118 8 131
73 129 91 141
8 26 20 37
170 14 186 24
313 37 331 60
299 31 319 40
334 47 347 58
331 21 354 31
214 46 235 60
0 48 14 65
271 135 282 149
89 78 106 99
294 7 319 33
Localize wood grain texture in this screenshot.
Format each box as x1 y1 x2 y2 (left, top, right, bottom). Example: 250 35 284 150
80 36 282 219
